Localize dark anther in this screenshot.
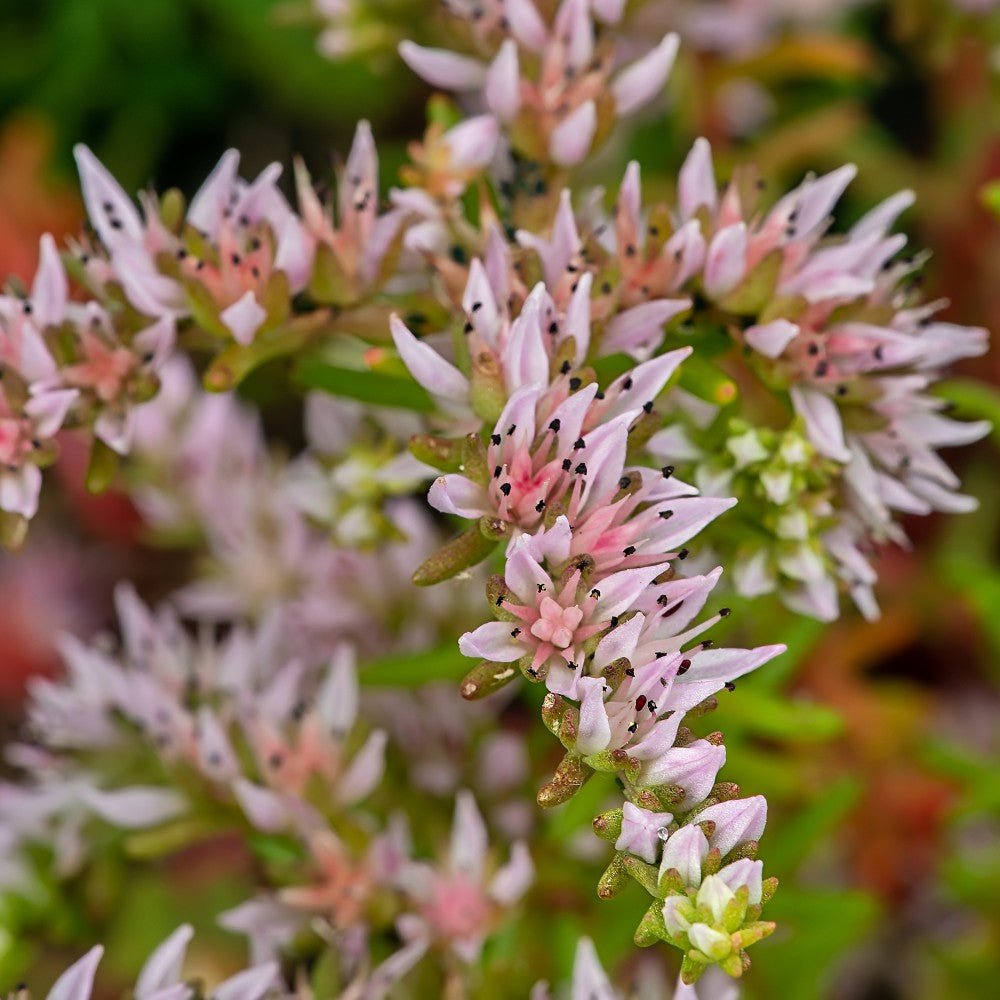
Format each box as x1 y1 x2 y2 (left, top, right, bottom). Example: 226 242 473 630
499 482 512 496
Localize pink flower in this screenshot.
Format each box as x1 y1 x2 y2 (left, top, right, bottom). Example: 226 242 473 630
460 533 669 685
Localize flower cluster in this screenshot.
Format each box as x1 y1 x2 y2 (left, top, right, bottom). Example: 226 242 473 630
1 592 531 998
0 0 992 995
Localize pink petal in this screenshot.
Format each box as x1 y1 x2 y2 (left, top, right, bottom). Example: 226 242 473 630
485 39 521 122
398 41 487 89
443 115 499 171
82 786 186 828
46 945 103 1000
390 314 469 402
696 796 767 856
338 730 388 804
594 561 670 620
187 149 241 238
744 319 799 359
73 144 143 246
31 233 68 328
450 789 488 880
603 300 690 358
703 222 747 300
570 939 615 1000
658 824 709 886
649 496 736 552
427 474 487 519
458 622 524 663
506 0 549 50
549 101 596 168
489 841 534 904
612 33 679 116
678 138 717 221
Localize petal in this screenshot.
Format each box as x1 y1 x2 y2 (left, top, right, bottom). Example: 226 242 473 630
398 41 487 89
790 386 851 462
136 925 194 998
602 300 691 358
570 938 616 1000
576 676 612 755
25 388 78 438
315 646 359 733
459 621 524 662
489 841 534 904
703 222 747 300
678 138 717 221
505 0 549 49
220 291 267 346
338 730 388 804
697 796 767 856
744 319 799 359
232 778 289 833
82 786 186 828
450 789 488 880
73 144 143 246
485 39 521 122
31 233 68 328
444 115 499 171
46 945 103 1000
549 101 597 168
649 496 736 552
390 314 469 402
594 562 670 620
612 33 679 116
659 824 709 887
427 474 488 519
187 149 241 238
213 963 279 1000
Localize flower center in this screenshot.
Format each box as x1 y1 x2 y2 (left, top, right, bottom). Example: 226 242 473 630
530 595 584 649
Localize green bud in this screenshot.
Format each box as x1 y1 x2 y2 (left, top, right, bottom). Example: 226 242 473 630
411 526 497 585
634 901 670 947
536 752 591 808
592 808 624 842
622 854 661 897
459 660 519 700
597 852 629 899
409 434 464 472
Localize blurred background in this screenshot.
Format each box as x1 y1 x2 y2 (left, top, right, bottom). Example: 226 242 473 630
1 1 1000 997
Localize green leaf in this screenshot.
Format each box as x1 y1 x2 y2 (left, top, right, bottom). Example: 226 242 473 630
360 642 469 686
295 359 434 411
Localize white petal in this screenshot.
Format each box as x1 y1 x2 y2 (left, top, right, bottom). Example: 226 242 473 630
136 925 193 998
549 101 597 168
220 291 267 346
46 946 103 1000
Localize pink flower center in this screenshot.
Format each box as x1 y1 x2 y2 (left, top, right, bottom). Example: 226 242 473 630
0 417 32 467
529 595 584 649
424 874 491 940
